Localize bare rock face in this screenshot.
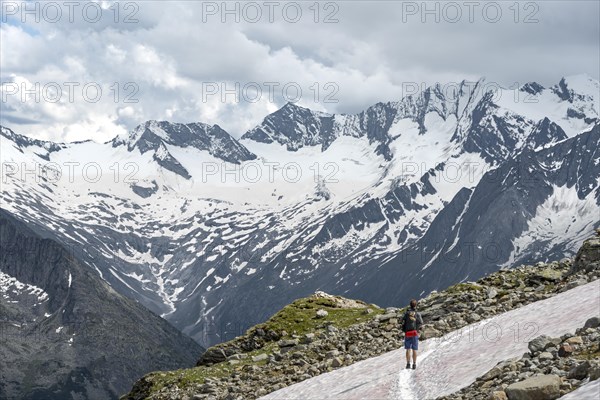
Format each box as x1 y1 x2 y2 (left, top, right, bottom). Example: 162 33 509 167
570 230 600 275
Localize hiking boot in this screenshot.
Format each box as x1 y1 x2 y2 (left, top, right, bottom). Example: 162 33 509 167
412 363 417 370
406 363 411 369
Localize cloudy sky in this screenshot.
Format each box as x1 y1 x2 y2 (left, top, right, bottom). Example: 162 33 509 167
1 0 598 142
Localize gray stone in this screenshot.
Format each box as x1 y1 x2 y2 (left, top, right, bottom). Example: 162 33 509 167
487 288 498 299
278 339 299 348
377 313 397 322
589 365 600 381
198 348 228 365
505 374 561 400
583 317 600 329
567 361 591 379
331 357 344 368
528 335 553 353
570 234 600 275
481 366 503 381
490 391 508 400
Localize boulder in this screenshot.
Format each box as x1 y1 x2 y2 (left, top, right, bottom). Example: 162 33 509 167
331 357 344 368
583 316 600 329
251 353 268 362
197 348 227 366
565 336 583 345
569 233 600 275
589 365 600 381
377 313 397 322
567 361 591 379
278 339 299 348
419 325 441 340
490 391 508 400
316 309 328 319
528 335 553 353
557 343 573 357
480 366 503 381
505 374 561 400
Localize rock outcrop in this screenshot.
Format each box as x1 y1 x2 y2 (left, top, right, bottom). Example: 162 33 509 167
570 228 600 275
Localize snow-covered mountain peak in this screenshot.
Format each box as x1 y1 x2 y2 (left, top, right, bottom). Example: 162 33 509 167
1 124 66 157
111 120 256 169
520 81 545 95
551 75 600 104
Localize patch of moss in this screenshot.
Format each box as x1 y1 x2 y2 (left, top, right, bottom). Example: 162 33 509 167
534 268 564 281
126 296 383 399
253 297 383 339
445 282 484 294
574 345 600 361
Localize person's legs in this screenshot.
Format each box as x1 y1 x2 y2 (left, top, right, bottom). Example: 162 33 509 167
404 337 412 367
411 337 419 369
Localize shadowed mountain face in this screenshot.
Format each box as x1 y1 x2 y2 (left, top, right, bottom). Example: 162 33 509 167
1 76 599 352
0 209 203 400
350 125 600 306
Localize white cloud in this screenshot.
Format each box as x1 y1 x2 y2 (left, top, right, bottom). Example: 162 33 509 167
1 0 598 142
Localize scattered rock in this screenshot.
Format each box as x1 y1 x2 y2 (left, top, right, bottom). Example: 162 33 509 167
558 343 573 357
316 309 328 318
124 233 600 400
251 354 268 363
565 336 583 345
278 339 299 348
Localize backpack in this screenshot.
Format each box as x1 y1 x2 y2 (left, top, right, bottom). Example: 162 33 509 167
402 309 418 332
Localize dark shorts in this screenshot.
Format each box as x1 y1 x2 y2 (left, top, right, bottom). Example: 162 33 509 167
404 335 419 350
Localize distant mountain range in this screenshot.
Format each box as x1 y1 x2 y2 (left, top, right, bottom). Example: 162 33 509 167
1 74 599 366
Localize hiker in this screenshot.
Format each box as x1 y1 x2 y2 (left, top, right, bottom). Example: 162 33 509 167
401 299 423 370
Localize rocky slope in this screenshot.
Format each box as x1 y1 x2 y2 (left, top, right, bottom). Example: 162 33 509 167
439 318 600 400
121 231 600 400
0 209 203 400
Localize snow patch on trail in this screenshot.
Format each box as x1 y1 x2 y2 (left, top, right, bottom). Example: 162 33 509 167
393 279 600 399
259 280 600 400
